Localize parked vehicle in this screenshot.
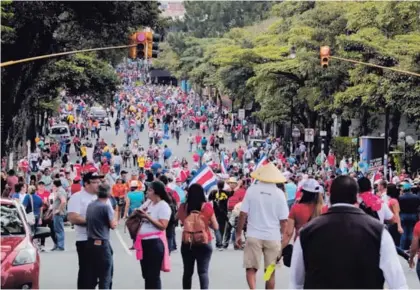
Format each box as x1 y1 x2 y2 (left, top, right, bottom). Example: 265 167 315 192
89 107 107 124
49 124 71 141
1 199 50 289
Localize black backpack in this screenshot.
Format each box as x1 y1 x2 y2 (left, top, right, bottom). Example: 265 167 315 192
359 202 380 220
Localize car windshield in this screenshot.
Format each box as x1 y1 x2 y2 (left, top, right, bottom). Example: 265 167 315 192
51 127 68 135
92 109 106 116
1 205 25 235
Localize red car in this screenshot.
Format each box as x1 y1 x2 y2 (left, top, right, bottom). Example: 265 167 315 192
1 198 50 289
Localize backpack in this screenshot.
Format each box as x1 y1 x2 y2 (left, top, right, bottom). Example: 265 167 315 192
182 205 210 245
359 202 380 220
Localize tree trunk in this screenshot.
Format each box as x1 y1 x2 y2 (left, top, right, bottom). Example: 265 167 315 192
389 109 401 149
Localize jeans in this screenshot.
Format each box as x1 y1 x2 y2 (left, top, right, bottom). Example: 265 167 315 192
76 241 93 289
166 225 177 252
189 143 193 152
140 238 164 289
53 214 65 249
87 239 114 289
400 213 418 250
114 164 121 176
214 229 222 248
181 242 213 289
417 258 420 281
31 161 38 172
223 212 232 248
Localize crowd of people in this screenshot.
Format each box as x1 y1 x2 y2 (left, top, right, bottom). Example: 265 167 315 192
1 63 420 289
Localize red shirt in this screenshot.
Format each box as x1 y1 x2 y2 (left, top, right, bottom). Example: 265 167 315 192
237 149 244 160
37 190 51 203
195 135 202 144
413 221 420 256
178 202 214 241
166 187 180 204
74 164 82 176
71 183 82 195
101 163 110 174
289 203 315 240
228 188 246 211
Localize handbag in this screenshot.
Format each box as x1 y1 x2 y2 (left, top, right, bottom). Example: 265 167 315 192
43 207 53 223
282 244 293 267
125 201 151 240
125 210 143 240
26 194 36 226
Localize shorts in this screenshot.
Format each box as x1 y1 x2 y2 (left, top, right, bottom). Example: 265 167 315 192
243 236 281 270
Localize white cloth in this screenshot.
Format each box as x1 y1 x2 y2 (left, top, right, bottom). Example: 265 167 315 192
138 200 171 240
289 203 407 289
67 189 113 241
240 182 289 241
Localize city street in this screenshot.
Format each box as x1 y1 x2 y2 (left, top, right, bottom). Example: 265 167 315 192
38 120 418 289
39 224 419 289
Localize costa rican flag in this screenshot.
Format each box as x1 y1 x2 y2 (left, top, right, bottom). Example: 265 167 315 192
251 154 269 185
189 164 217 192
220 153 228 174
256 154 269 170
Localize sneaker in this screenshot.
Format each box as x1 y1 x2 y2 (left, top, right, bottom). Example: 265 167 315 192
39 245 45 252
56 248 65 251
50 247 58 251
218 247 223 251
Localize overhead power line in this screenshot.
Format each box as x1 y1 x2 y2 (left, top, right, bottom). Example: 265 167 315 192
0 44 136 68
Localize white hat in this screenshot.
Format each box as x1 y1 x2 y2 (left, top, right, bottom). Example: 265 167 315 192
130 180 138 188
302 179 321 193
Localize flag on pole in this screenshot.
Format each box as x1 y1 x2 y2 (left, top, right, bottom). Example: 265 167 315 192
251 154 269 185
220 152 228 174
255 154 269 170
189 164 217 192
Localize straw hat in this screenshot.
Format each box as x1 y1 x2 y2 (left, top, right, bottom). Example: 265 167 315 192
250 162 286 183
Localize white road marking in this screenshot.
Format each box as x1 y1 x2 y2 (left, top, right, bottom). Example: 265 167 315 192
115 228 133 256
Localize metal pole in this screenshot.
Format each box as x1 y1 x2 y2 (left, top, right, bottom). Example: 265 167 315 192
290 95 293 155
384 107 390 180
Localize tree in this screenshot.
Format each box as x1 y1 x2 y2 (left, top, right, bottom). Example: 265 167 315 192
1 1 160 156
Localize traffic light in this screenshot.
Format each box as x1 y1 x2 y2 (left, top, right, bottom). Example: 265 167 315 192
146 32 160 58
136 32 147 59
320 46 330 68
128 33 137 59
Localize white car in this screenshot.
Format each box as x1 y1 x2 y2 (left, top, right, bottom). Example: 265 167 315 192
49 124 71 141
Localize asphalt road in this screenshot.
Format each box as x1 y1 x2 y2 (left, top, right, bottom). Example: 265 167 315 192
40 117 419 289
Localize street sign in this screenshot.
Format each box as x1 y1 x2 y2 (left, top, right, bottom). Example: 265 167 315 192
320 130 327 137
292 127 301 138
238 109 245 120
304 128 314 142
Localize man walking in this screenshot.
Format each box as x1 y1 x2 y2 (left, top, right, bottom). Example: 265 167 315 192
235 163 289 289
86 183 117 289
68 172 112 289
290 175 407 289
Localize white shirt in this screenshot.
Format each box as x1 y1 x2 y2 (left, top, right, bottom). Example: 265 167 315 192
67 189 113 241
112 155 122 166
138 200 171 240
240 182 289 241
290 203 407 289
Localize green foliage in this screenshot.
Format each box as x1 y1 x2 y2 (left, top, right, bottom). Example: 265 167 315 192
157 1 420 134
330 137 356 161
1 1 160 155
176 1 273 38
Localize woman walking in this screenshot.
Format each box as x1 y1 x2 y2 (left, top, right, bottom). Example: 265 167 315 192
135 181 171 289
177 184 219 289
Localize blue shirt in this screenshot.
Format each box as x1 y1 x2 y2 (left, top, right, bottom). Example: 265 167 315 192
164 148 172 159
127 191 145 210
151 162 162 174
285 182 297 201
22 194 43 216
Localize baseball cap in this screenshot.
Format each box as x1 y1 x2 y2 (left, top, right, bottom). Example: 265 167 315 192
302 179 321 193
130 180 138 188
402 182 412 190
74 176 81 182
83 172 103 183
